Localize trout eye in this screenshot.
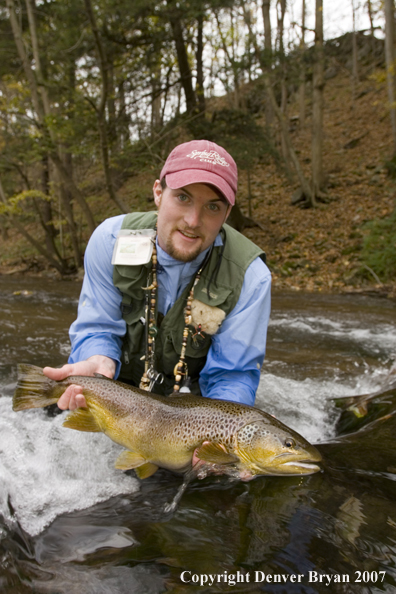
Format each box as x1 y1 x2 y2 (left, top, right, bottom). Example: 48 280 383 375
284 438 295 448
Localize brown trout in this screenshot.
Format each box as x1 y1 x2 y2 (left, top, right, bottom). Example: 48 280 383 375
13 364 322 485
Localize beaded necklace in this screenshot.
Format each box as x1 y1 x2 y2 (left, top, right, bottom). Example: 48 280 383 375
139 232 209 393
139 233 160 392
172 263 205 392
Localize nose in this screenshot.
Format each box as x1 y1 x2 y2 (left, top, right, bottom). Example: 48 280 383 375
184 205 202 229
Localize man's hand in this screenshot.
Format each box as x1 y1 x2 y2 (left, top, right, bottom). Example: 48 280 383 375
43 355 116 411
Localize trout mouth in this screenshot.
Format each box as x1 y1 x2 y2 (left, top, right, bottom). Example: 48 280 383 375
249 460 321 476
248 451 322 476
272 450 322 475
281 461 322 475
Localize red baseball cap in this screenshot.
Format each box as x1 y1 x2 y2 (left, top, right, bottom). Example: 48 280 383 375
160 140 238 205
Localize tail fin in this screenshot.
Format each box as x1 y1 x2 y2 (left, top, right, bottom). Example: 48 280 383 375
13 364 65 411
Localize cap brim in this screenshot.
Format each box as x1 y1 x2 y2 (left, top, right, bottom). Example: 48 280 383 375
165 170 235 205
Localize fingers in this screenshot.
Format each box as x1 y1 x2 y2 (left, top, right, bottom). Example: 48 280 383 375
43 365 86 410
43 356 116 411
57 385 87 410
43 356 116 382
43 364 76 381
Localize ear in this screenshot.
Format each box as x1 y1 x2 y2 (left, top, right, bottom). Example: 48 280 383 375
153 180 162 208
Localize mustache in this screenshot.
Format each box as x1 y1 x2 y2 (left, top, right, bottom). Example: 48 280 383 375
178 228 203 238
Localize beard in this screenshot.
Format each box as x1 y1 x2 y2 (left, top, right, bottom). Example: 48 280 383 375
163 230 205 262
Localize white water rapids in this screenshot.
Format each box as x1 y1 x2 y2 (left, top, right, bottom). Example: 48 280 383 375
0 286 395 537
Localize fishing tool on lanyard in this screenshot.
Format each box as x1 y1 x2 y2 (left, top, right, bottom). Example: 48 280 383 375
139 231 164 392
139 232 212 393
172 266 204 392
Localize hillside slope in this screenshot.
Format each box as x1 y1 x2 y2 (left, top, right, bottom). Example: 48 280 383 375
236 72 395 298
1 70 395 298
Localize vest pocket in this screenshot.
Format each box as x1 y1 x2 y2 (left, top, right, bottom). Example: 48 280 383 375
123 307 146 354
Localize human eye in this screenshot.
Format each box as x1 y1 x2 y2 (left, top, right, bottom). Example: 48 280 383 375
177 193 190 203
207 202 221 213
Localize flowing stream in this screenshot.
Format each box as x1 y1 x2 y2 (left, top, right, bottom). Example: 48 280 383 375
1 277 396 593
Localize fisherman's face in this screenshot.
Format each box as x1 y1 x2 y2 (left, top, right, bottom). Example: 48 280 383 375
153 181 231 262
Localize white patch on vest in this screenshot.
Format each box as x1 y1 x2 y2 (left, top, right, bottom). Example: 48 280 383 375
191 299 226 335
186 150 230 167
111 229 155 266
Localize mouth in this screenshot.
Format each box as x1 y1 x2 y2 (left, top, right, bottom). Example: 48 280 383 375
178 229 201 242
251 453 322 476
281 461 322 474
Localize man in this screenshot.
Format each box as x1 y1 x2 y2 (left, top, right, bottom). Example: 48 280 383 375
44 140 271 410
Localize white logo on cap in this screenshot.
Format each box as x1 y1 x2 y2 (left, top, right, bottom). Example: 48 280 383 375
187 150 230 167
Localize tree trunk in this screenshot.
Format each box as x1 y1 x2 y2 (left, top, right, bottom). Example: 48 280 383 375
6 0 96 234
243 0 313 204
262 0 274 130
84 0 128 213
196 10 206 113
38 156 64 262
264 76 313 202
385 0 396 157
48 149 96 232
367 0 375 37
214 10 241 109
244 4 253 82
277 0 293 177
151 71 162 135
6 0 43 120
311 0 325 202
57 151 82 269
118 79 130 148
167 1 197 113
351 0 359 98
107 56 117 148
262 0 272 61
299 0 306 127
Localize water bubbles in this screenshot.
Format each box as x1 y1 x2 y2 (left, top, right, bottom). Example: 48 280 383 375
0 399 139 536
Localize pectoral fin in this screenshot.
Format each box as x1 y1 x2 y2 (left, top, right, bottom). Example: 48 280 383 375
195 442 239 465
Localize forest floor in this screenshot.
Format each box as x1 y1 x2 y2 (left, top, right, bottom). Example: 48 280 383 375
1 71 395 299
232 71 396 299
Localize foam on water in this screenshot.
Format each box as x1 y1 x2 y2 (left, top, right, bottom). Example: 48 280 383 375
0 398 139 537
256 365 394 444
270 315 396 352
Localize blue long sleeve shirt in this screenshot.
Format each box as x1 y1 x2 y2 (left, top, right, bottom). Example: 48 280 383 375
69 215 271 406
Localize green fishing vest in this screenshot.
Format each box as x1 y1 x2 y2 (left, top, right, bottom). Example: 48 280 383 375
113 211 265 395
